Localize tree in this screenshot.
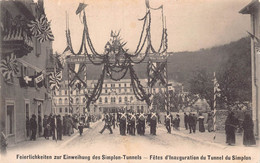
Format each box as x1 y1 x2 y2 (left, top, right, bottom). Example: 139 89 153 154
217 49 251 109
152 91 166 111
189 69 215 110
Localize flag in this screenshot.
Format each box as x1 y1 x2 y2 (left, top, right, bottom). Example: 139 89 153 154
35 73 44 83
35 72 45 88
19 76 35 87
76 3 88 15
49 71 62 90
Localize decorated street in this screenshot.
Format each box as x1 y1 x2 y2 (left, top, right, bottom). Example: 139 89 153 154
3 121 259 163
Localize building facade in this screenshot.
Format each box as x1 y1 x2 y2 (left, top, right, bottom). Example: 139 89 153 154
0 0 53 144
240 0 260 138
53 79 149 116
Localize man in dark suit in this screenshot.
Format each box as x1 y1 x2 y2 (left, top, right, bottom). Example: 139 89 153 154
165 111 173 133
100 114 113 134
30 114 37 141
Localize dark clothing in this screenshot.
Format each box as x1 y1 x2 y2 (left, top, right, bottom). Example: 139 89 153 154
165 114 173 133
78 124 84 136
138 113 145 135
150 113 157 135
188 115 194 133
129 115 136 135
56 117 62 140
242 115 256 146
43 117 50 139
225 113 239 145
119 116 127 135
184 114 188 130
173 117 180 130
30 118 37 140
100 115 113 134
198 116 205 132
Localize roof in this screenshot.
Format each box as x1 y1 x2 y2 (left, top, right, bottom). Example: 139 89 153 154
239 0 259 14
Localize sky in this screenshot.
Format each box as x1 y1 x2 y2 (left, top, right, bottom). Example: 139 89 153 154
44 0 252 53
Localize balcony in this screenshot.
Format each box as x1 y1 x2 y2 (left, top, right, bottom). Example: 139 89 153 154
1 27 33 58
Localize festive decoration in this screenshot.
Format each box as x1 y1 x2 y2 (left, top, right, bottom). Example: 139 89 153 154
66 0 168 109
28 14 54 43
0 53 19 82
49 71 62 90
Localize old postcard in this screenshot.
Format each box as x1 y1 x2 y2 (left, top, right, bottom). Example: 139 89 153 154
0 0 259 162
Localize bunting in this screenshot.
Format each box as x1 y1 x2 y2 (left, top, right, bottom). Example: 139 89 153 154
0 53 19 82
49 71 62 90
28 14 54 43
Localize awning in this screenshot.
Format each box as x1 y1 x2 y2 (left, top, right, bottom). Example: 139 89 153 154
239 0 259 14
16 58 46 74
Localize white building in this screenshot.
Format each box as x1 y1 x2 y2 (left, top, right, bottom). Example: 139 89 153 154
240 0 260 138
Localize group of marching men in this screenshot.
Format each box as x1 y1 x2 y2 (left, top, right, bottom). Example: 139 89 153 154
99 110 180 136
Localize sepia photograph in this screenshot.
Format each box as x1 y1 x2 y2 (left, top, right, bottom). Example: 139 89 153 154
0 0 260 162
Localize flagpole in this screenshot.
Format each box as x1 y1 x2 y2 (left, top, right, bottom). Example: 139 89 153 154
213 72 217 131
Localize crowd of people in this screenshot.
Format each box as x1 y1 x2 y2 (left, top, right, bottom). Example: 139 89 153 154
99 110 163 136
26 113 99 141
98 110 257 147
182 111 256 147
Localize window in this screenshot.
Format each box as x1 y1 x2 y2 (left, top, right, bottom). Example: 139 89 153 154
119 97 122 103
119 89 121 93
119 84 121 87
105 84 107 88
124 83 127 87
65 90 67 95
7 104 14 135
65 98 68 104
99 107 102 112
124 88 127 93
83 97 86 103
59 108 62 113
59 98 62 104
130 96 133 102
124 97 128 102
105 89 108 93
105 97 108 103
71 98 74 104
99 97 102 103
111 97 116 103
65 107 68 113
76 98 79 104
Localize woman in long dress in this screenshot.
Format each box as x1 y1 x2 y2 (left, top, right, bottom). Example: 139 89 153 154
207 112 214 132
242 114 256 146
225 112 239 145
198 113 205 132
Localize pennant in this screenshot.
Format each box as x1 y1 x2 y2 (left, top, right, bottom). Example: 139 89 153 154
76 3 88 15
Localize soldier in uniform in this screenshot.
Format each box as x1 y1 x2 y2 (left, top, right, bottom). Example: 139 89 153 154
119 111 127 135
99 114 113 134
165 111 173 133
129 112 136 135
150 111 157 135
138 111 146 135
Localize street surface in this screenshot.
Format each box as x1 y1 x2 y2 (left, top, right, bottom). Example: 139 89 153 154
2 121 260 163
